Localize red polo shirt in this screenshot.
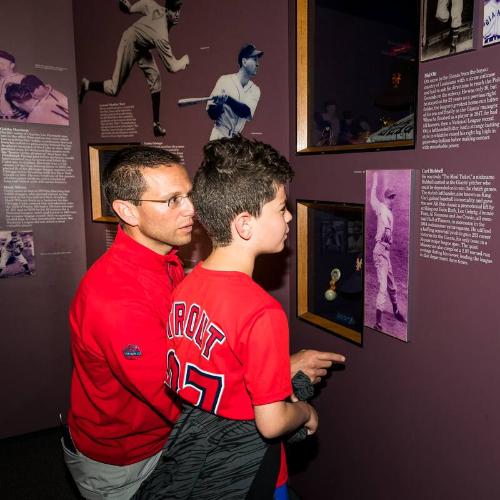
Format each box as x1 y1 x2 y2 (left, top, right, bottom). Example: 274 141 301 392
68 227 183 465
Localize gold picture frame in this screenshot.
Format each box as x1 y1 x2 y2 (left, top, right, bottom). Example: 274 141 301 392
296 0 418 154
88 143 138 223
297 200 364 345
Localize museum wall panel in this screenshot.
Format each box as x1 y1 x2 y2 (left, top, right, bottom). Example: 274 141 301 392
288 1 500 499
0 0 86 437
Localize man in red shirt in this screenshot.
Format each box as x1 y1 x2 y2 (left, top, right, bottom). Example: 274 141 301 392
64 145 345 499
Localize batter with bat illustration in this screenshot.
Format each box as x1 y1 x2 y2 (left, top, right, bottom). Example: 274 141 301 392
177 44 263 140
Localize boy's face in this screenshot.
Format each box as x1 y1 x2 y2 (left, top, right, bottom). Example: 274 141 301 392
252 184 292 254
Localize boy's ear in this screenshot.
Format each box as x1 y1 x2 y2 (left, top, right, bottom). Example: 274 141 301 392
234 212 253 241
112 200 139 227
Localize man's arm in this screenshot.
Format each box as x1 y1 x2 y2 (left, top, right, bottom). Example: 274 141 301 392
290 349 346 384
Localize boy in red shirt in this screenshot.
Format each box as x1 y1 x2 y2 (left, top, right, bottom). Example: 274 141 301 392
135 137 317 499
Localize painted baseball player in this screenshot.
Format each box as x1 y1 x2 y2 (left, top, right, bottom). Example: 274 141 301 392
5 83 69 126
0 50 25 120
370 172 406 331
0 232 32 277
484 0 500 45
435 0 464 53
79 0 189 137
207 44 263 140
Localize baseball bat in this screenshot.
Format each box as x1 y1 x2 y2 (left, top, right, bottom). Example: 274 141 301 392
177 96 212 107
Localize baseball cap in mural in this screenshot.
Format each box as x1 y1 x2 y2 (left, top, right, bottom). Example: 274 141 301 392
238 44 264 66
165 0 182 10
0 50 15 64
384 188 396 199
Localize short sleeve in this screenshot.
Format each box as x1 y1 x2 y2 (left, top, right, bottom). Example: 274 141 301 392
238 306 292 406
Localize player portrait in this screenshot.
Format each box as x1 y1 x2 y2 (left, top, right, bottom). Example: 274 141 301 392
0 49 69 126
176 43 264 140
0 230 35 279
364 170 412 342
420 0 475 61
483 0 500 46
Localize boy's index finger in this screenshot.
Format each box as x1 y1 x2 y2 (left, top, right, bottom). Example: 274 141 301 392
317 351 346 364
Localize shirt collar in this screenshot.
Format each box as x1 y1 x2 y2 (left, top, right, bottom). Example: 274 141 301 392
112 225 181 271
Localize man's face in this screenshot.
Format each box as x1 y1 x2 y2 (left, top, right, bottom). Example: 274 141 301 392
386 195 396 209
0 57 14 76
242 56 260 77
130 164 195 254
252 184 292 255
166 8 181 25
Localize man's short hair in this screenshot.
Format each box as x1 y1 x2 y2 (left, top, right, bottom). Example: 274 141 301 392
0 50 15 64
4 83 31 105
21 75 45 93
192 136 293 247
103 146 182 207
165 0 182 10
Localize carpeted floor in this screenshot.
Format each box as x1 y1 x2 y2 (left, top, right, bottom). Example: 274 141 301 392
0 427 80 499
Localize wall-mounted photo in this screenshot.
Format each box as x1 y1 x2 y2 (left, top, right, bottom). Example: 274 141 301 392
0 49 68 126
88 143 139 223
483 0 500 46
364 170 413 342
421 0 475 61
0 230 35 279
296 0 419 154
297 200 364 345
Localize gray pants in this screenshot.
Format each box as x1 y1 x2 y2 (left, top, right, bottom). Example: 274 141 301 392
62 439 161 499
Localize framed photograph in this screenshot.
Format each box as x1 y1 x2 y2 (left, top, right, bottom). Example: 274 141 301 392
297 200 364 345
421 0 475 60
88 143 138 223
483 0 500 46
296 0 419 154
364 170 413 342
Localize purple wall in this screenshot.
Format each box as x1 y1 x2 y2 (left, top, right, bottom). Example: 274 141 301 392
287 1 500 498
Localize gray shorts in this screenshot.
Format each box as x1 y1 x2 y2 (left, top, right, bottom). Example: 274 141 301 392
62 438 162 500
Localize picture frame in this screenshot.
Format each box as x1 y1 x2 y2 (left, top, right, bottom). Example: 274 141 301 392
296 0 419 154
88 143 139 223
297 200 364 345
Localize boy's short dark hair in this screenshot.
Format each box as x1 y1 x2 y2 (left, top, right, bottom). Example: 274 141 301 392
103 146 181 206
5 83 31 105
192 136 294 247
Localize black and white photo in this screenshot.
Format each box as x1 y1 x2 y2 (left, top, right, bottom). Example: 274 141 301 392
0 230 35 278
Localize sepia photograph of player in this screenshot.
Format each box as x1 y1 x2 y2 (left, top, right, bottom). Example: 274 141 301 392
421 0 475 61
0 230 35 279
364 170 412 342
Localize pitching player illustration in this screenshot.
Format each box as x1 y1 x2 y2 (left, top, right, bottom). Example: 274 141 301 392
484 0 500 45
370 172 406 331
206 44 263 140
0 232 32 277
79 0 189 137
435 0 464 53
0 50 25 120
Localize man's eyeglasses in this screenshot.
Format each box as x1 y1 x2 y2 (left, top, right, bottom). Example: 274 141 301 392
127 194 191 209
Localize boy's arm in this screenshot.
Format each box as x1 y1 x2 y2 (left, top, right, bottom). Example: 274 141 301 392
254 400 318 439
290 349 346 384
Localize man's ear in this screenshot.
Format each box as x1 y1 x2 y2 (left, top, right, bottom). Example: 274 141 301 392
234 212 253 241
112 200 139 227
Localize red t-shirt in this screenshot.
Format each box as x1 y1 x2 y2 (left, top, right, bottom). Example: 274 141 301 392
67 227 183 466
167 264 292 487
167 264 292 418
